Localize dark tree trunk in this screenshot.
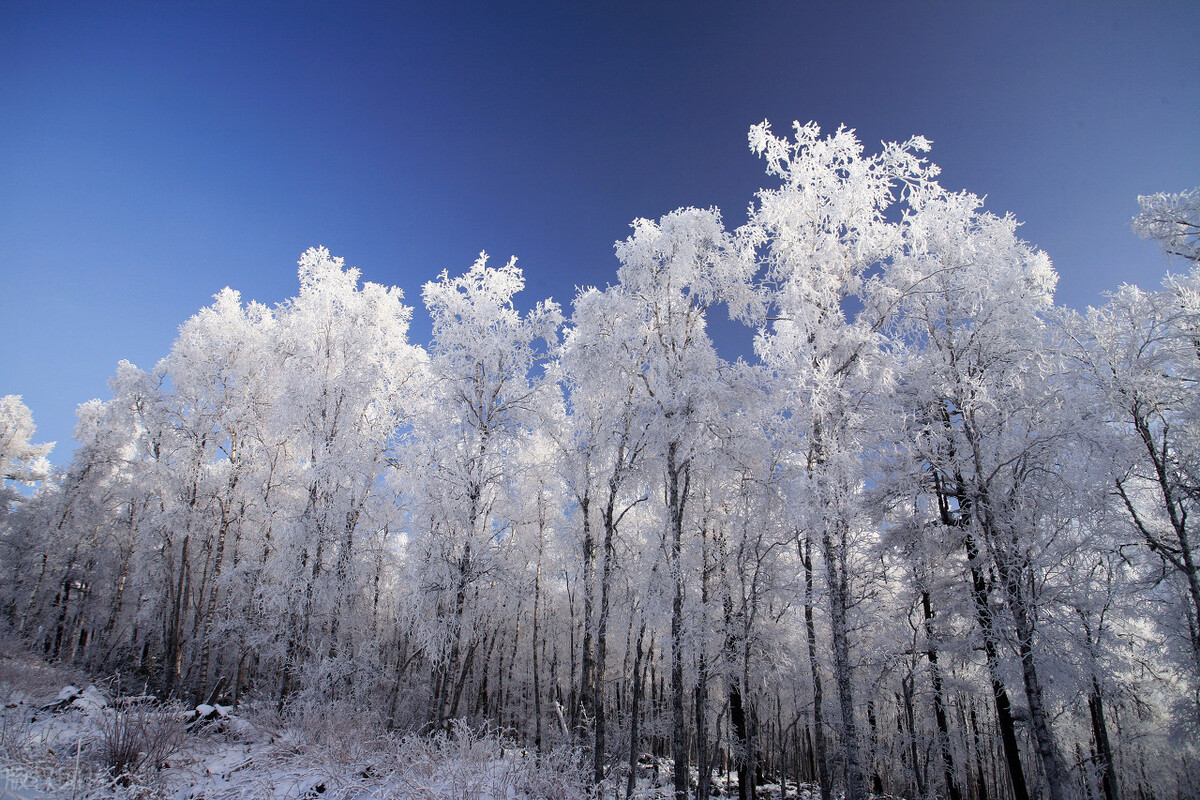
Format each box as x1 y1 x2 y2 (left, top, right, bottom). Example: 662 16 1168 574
627 619 648 800
822 516 867 800
802 533 831 800
667 442 691 800
1089 677 1119 800
964 530 1029 800
923 588 964 800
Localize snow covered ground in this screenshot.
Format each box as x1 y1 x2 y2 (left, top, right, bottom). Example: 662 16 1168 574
0 646 599 799
1 646 832 800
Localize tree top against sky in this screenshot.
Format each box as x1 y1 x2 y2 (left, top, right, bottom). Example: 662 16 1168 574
2 1 1197 460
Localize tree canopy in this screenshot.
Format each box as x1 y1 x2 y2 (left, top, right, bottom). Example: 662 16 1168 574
3 122 1198 800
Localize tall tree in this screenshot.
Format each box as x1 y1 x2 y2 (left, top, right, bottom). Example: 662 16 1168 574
413 252 560 724
272 247 424 705
1070 261 1200 690
739 120 940 800
890 188 1076 800
611 206 749 799
558 281 657 783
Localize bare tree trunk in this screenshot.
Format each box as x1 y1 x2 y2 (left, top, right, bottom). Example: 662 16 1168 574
865 694 883 796
626 618 648 800
595 498 616 786
101 501 138 651
667 442 691 800
966 696 990 800
1088 676 1119 800
695 525 711 800
922 587 964 800
533 512 545 752
730 676 754 800
822 515 867 800
328 494 367 663
503 613 522 728
900 672 925 798
197 485 238 701
802 533 831 800
165 534 190 697
959 412 1072 800
439 531 472 724
964 530 1029 800
580 492 596 731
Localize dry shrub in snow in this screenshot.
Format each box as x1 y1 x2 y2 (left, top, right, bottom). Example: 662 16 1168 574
507 743 592 800
0 705 35 763
94 701 185 783
0 643 592 800
243 717 591 799
385 722 590 800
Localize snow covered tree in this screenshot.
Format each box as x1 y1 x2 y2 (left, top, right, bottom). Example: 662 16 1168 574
0 395 53 506
888 188 1079 800
411 252 560 725
159 286 278 700
8 125 1200 800
558 283 656 780
608 206 750 799
739 120 940 800
271 246 425 705
1071 263 1200 704
1132 187 1200 265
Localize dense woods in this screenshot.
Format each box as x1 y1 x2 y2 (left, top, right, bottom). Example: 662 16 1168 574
2 123 1198 800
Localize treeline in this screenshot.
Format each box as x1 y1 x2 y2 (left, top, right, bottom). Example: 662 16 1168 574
2 122 1198 800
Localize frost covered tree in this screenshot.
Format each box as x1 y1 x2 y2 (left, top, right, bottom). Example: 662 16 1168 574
1 362 163 667
0 399 54 626
558 206 757 790
159 286 278 700
738 121 940 800
0 395 53 505
411 252 560 725
887 188 1078 800
6 128 1200 800
3 249 426 706
271 247 425 705
558 282 656 780
1070 263 1200 705
609 206 751 800
1132 187 1200 265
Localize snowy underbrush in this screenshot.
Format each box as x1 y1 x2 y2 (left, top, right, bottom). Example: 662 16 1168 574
0 645 838 800
0 645 591 799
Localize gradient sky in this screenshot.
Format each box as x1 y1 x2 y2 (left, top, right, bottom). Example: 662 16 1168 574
3 1 1198 462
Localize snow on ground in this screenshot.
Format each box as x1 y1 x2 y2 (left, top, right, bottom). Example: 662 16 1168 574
1 647 835 800
0 645 598 799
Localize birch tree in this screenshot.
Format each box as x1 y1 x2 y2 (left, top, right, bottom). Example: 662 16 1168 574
890 188 1078 800
272 246 425 705
739 120 939 800
413 252 560 725
610 206 750 799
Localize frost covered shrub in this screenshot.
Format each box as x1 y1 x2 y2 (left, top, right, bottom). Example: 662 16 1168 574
395 720 498 779
370 721 590 800
509 744 592 800
95 702 185 783
282 694 389 758
0 705 35 763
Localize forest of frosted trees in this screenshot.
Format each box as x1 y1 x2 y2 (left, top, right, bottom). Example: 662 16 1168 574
2 122 1199 800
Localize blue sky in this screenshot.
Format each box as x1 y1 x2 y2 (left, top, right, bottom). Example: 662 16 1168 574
3 1 1198 461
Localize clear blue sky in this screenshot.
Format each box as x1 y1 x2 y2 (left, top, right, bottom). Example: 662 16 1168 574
3 1 1198 462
